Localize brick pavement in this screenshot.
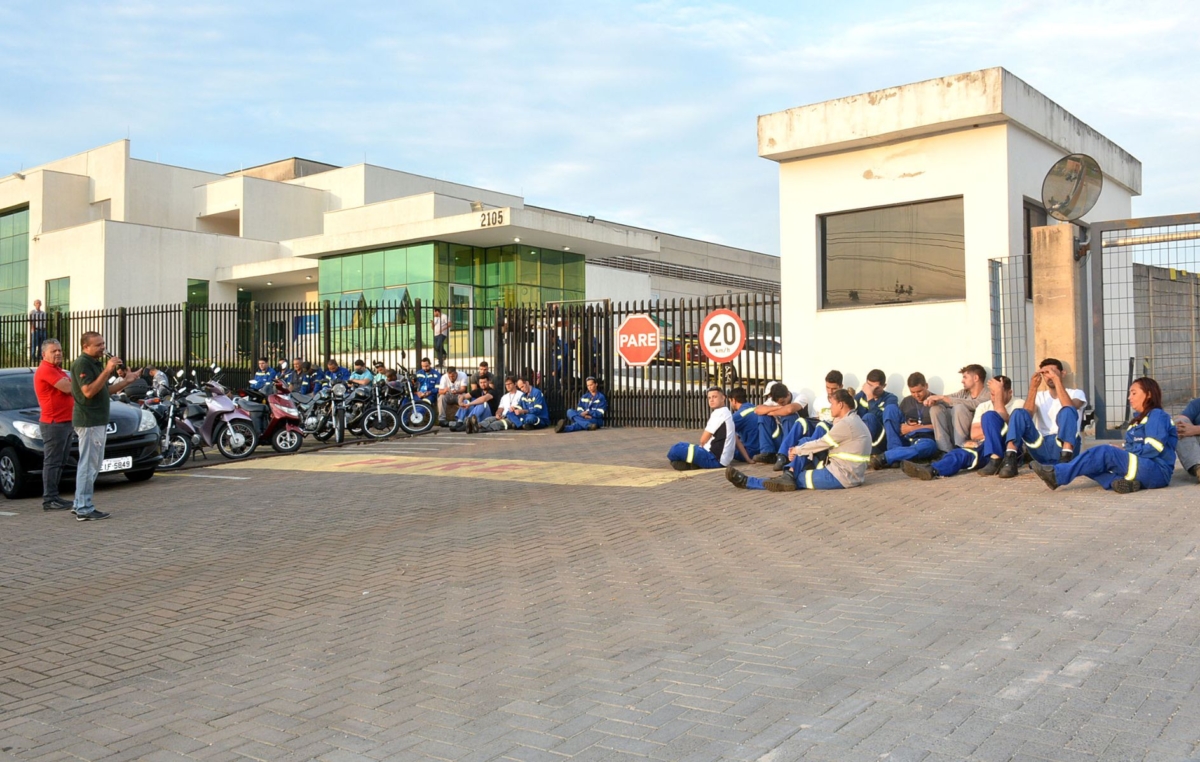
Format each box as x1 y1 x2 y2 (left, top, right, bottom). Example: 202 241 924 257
1 427 1199 761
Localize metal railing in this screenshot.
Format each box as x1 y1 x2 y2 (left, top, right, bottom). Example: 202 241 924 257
989 254 1032 385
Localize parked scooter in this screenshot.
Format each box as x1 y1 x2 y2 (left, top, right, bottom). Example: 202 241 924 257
237 379 305 453
140 382 197 469
181 366 260 459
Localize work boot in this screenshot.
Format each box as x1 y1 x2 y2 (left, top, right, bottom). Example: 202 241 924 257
772 453 789 472
1190 465 1200 484
1059 448 1075 463
586 424 598 431
752 452 775 465
997 451 1020 479
1112 478 1143 494
1030 461 1059 490
671 460 694 471
465 415 478 434
977 456 1002 477
554 419 566 434
901 460 936 481
869 453 889 471
725 466 748 489
762 475 797 492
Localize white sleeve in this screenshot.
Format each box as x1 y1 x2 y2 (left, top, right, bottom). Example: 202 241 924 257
1070 389 1087 404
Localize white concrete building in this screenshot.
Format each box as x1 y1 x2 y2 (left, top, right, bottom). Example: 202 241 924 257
0 140 778 317
758 67 1140 398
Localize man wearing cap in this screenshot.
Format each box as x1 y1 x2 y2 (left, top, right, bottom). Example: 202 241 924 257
555 376 607 433
668 387 747 470
749 381 808 466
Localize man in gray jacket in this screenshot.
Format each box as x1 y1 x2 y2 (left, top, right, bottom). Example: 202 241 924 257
725 389 871 492
923 364 987 453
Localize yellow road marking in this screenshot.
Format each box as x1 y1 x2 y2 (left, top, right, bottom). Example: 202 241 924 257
212 452 710 488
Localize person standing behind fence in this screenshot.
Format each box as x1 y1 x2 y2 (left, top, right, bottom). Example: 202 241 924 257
431 308 451 367
70 331 141 520
34 339 73 512
29 300 47 363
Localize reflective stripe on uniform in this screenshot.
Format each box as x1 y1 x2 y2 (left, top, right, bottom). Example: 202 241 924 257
1125 453 1138 481
822 433 838 447
1025 431 1044 450
1000 424 1008 436
804 470 815 489
966 449 979 470
1145 437 1164 452
831 452 871 463
687 444 695 464
872 427 886 447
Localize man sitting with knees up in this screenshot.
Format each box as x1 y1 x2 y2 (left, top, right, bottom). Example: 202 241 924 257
903 374 1020 480
855 369 897 454
922 364 987 455
997 358 1085 478
871 371 938 470
726 389 870 492
667 387 745 470
748 381 808 467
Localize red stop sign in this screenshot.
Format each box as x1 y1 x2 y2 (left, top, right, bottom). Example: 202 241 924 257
616 314 660 367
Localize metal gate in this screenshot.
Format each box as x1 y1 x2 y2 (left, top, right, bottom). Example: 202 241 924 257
989 254 1033 385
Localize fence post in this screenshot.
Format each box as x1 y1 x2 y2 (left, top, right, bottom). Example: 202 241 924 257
494 306 505 379
414 298 423 360
182 301 192 376
321 300 332 363
249 301 259 363
117 306 127 361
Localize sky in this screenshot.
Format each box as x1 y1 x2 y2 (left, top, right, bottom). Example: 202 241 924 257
0 1 1196 256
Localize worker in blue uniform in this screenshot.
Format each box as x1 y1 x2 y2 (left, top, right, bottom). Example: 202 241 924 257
667 387 742 470
555 376 607 433
280 358 311 394
727 388 762 461
749 381 807 466
1033 377 1177 493
414 357 441 408
871 372 938 469
998 359 1086 477
506 377 551 429
854 368 898 454
314 359 350 391
248 358 277 391
902 375 1020 480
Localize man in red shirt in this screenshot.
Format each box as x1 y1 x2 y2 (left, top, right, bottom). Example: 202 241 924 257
33 338 74 511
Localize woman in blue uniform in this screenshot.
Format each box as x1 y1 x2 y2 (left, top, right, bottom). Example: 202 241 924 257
1032 377 1177 493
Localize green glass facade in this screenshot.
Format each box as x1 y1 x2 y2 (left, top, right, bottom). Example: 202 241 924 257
45 277 69 317
0 206 30 316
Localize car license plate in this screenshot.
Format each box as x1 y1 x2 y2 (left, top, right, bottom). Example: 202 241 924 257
101 456 133 473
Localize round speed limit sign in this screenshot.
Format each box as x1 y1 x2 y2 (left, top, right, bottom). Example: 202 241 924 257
699 308 746 363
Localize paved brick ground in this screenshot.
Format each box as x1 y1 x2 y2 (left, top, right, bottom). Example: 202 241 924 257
2 428 1199 762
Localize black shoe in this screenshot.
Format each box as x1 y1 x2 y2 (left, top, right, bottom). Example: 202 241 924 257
901 460 936 481
465 415 477 434
997 451 1020 479
1030 461 1059 490
869 453 889 471
43 497 71 511
752 452 775 465
762 475 797 492
1190 465 1200 484
725 466 748 489
75 509 110 521
671 461 693 471
586 424 598 431
1059 449 1075 464
977 456 1002 477
1112 478 1142 494
772 454 788 472
438 419 448 427
554 419 566 433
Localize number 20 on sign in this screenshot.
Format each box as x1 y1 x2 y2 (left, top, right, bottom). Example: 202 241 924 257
699 308 746 363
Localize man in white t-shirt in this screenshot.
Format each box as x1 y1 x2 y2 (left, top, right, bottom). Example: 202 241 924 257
431 308 451 367
435 366 468 425
904 374 1022 480
667 387 742 470
475 376 523 432
998 358 1086 478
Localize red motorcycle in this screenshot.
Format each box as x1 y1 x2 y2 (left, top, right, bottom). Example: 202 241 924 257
237 379 305 454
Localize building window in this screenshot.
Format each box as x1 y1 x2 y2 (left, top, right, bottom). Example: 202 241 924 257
0 206 30 316
1023 202 1047 300
821 197 965 309
45 277 69 316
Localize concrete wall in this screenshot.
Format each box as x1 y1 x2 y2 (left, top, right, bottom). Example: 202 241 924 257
240 177 327 242
127 159 224 231
28 221 107 311
585 264 653 303
361 165 523 209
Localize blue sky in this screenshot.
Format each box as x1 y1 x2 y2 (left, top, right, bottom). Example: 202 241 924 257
0 1 1195 255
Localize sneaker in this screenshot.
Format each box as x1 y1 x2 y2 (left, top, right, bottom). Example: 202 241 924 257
1112 478 1142 494
75 509 111 521
1059 449 1075 464
997 451 1020 479
671 460 694 471
586 424 598 431
725 466 748 489
465 415 477 434
901 460 936 481
772 454 788 472
554 419 566 434
1190 465 1200 484
762 475 797 492
977 456 1002 477
1030 461 1059 490
869 453 889 471
752 452 775 465
43 497 71 511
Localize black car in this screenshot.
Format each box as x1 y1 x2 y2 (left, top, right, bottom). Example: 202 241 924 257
0 368 162 499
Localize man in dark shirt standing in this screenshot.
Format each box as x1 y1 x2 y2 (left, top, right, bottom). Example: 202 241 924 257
70 331 141 521
29 299 47 363
33 339 74 511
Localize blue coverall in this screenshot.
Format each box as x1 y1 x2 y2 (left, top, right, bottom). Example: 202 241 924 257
855 389 898 453
1054 408 1177 490
880 403 938 465
733 406 761 461
414 367 441 404
667 442 724 469
926 410 1010 476
249 367 277 391
562 391 607 432
506 387 550 429
1006 405 1080 464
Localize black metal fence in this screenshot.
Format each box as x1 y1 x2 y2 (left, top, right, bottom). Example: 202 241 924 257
989 254 1033 385
4 293 783 429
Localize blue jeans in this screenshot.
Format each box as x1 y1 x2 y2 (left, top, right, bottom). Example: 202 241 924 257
31 329 46 362
433 334 448 364
456 402 492 422
667 442 723 469
73 425 107 513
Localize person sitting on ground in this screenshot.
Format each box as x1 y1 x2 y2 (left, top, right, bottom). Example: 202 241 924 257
997 358 1086 478
281 358 309 394
456 376 499 432
667 387 742 470
728 387 761 461
450 374 497 431
903 375 1021 480
1172 396 1200 484
436 366 468 426
871 372 938 470
555 376 608 433
299 361 316 393
855 369 898 453
505 376 550 430
414 357 441 407
475 376 523 432
249 357 277 391
315 359 350 391
810 370 845 425
470 361 492 391
749 381 809 468
726 389 870 492
1032 377 1176 494
348 359 374 386
113 363 151 401
768 371 845 471
923 364 988 454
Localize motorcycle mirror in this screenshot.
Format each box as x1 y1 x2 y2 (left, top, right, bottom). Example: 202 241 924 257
176 369 185 378
213 367 222 374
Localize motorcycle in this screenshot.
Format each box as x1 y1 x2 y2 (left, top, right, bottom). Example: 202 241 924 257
390 354 435 435
237 380 305 454
345 379 400 439
140 382 196 469
181 366 260 459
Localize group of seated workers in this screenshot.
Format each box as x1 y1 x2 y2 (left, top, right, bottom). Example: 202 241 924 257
666 357 1189 495
252 357 355 395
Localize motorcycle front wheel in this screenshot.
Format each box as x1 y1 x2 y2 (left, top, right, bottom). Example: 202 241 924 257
313 414 333 442
216 421 259 459
271 427 304 454
399 401 435 435
362 408 400 439
160 432 192 469
334 408 346 444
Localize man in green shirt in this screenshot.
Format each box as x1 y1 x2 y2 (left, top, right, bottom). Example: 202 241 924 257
70 331 142 520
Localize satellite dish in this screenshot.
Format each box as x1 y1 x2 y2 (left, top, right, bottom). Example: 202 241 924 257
1041 153 1103 222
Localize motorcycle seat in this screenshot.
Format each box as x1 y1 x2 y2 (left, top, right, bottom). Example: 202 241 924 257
291 392 314 404
237 399 268 413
